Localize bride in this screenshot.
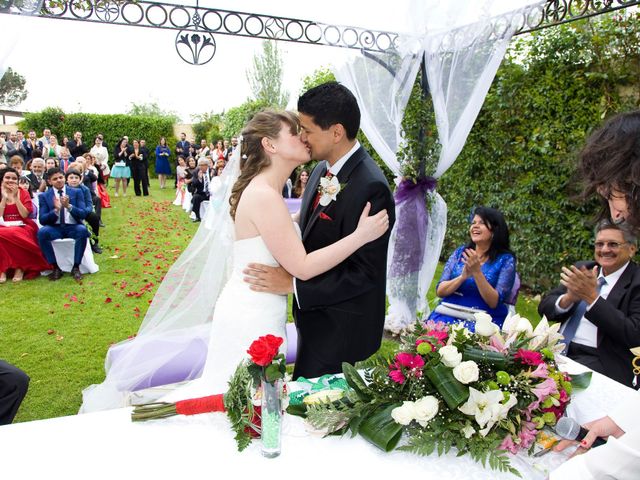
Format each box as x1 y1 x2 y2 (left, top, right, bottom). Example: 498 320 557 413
81 110 389 411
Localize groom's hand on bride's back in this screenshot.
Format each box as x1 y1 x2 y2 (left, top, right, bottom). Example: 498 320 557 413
243 263 294 295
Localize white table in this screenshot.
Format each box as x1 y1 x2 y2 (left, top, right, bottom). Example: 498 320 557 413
0 358 634 480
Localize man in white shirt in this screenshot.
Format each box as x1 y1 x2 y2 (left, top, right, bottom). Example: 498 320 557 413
538 219 640 388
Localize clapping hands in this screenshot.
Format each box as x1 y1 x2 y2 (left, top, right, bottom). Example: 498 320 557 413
1 182 18 200
461 248 482 278
560 265 599 305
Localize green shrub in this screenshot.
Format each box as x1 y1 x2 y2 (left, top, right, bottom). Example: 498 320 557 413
436 13 640 292
18 108 177 176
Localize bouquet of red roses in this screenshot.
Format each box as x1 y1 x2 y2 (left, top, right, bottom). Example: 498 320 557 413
131 334 285 451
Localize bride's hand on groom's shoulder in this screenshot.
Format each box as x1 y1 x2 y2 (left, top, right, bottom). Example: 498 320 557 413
355 202 389 244
243 263 293 295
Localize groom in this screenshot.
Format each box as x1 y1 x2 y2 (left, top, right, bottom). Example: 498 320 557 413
244 82 395 379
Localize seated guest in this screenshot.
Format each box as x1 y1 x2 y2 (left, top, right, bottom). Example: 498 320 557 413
539 219 640 389
0 168 51 282
37 167 90 282
0 360 29 425
9 155 27 177
429 206 516 330
58 147 73 173
66 168 102 255
24 158 47 194
190 158 213 223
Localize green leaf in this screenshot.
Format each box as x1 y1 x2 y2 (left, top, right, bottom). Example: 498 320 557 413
341 362 372 401
424 364 470 409
569 371 592 390
265 363 282 383
462 347 510 370
358 404 403 452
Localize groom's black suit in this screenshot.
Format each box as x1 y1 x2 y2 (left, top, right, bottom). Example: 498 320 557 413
293 146 395 379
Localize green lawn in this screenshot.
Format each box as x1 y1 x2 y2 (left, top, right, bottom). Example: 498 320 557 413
3 184 541 422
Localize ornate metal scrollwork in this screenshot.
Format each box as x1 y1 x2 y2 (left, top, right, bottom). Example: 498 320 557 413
0 0 638 65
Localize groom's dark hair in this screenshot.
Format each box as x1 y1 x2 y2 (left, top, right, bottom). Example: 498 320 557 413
297 82 360 140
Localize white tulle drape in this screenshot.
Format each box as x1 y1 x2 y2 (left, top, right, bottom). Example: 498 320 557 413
0 3 44 83
80 151 240 412
333 0 544 333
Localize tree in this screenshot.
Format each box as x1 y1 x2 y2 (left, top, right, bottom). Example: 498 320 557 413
126 102 180 122
220 99 269 140
246 40 289 108
0 67 28 108
191 111 222 142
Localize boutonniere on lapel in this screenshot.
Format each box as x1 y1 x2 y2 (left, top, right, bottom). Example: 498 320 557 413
318 174 347 207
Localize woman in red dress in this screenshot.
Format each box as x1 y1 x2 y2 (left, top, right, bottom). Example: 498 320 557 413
0 168 51 282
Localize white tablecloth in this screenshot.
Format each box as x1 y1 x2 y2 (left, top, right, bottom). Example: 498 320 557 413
0 358 634 480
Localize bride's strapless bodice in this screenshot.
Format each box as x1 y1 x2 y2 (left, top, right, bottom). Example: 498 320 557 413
232 235 279 274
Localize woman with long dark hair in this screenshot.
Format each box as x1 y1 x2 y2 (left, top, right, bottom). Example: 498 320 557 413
0 168 51 282
429 206 516 330
578 110 640 232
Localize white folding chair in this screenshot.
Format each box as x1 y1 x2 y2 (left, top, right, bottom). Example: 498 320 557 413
51 238 99 274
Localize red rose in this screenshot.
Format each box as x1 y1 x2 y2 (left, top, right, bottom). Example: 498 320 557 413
247 334 283 366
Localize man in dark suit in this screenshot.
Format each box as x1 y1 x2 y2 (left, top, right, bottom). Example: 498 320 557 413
539 219 640 389
37 167 90 281
190 158 213 223
23 130 43 162
243 82 395 379
0 360 29 425
67 131 89 159
140 139 151 189
24 158 47 193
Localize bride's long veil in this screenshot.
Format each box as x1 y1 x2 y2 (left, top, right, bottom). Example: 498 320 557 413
80 147 242 412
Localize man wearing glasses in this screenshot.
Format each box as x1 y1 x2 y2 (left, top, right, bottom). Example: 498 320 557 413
538 219 640 389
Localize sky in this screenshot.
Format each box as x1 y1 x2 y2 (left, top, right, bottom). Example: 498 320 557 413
0 0 413 123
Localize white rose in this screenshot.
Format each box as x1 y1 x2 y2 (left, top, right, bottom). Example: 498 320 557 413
439 345 462 368
453 360 480 384
474 312 498 337
413 396 439 427
391 401 416 426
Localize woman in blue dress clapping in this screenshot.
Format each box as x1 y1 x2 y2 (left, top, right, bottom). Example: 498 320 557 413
155 137 172 190
429 206 516 331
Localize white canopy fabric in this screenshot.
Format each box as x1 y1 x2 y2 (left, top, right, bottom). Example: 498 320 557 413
333 0 545 333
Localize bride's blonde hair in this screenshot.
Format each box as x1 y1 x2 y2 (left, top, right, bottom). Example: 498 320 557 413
229 109 300 220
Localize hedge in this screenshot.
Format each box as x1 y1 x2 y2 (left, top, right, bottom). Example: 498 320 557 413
435 12 640 292
18 107 177 176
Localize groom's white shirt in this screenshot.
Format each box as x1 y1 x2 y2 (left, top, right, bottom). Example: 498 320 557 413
293 141 361 307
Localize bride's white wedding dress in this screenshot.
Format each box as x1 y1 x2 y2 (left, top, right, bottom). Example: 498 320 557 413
162 234 288 402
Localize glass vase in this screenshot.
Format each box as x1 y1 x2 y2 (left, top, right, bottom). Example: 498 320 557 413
260 378 283 458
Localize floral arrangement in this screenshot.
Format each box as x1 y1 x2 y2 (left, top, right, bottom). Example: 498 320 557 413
288 314 590 476
132 334 286 452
